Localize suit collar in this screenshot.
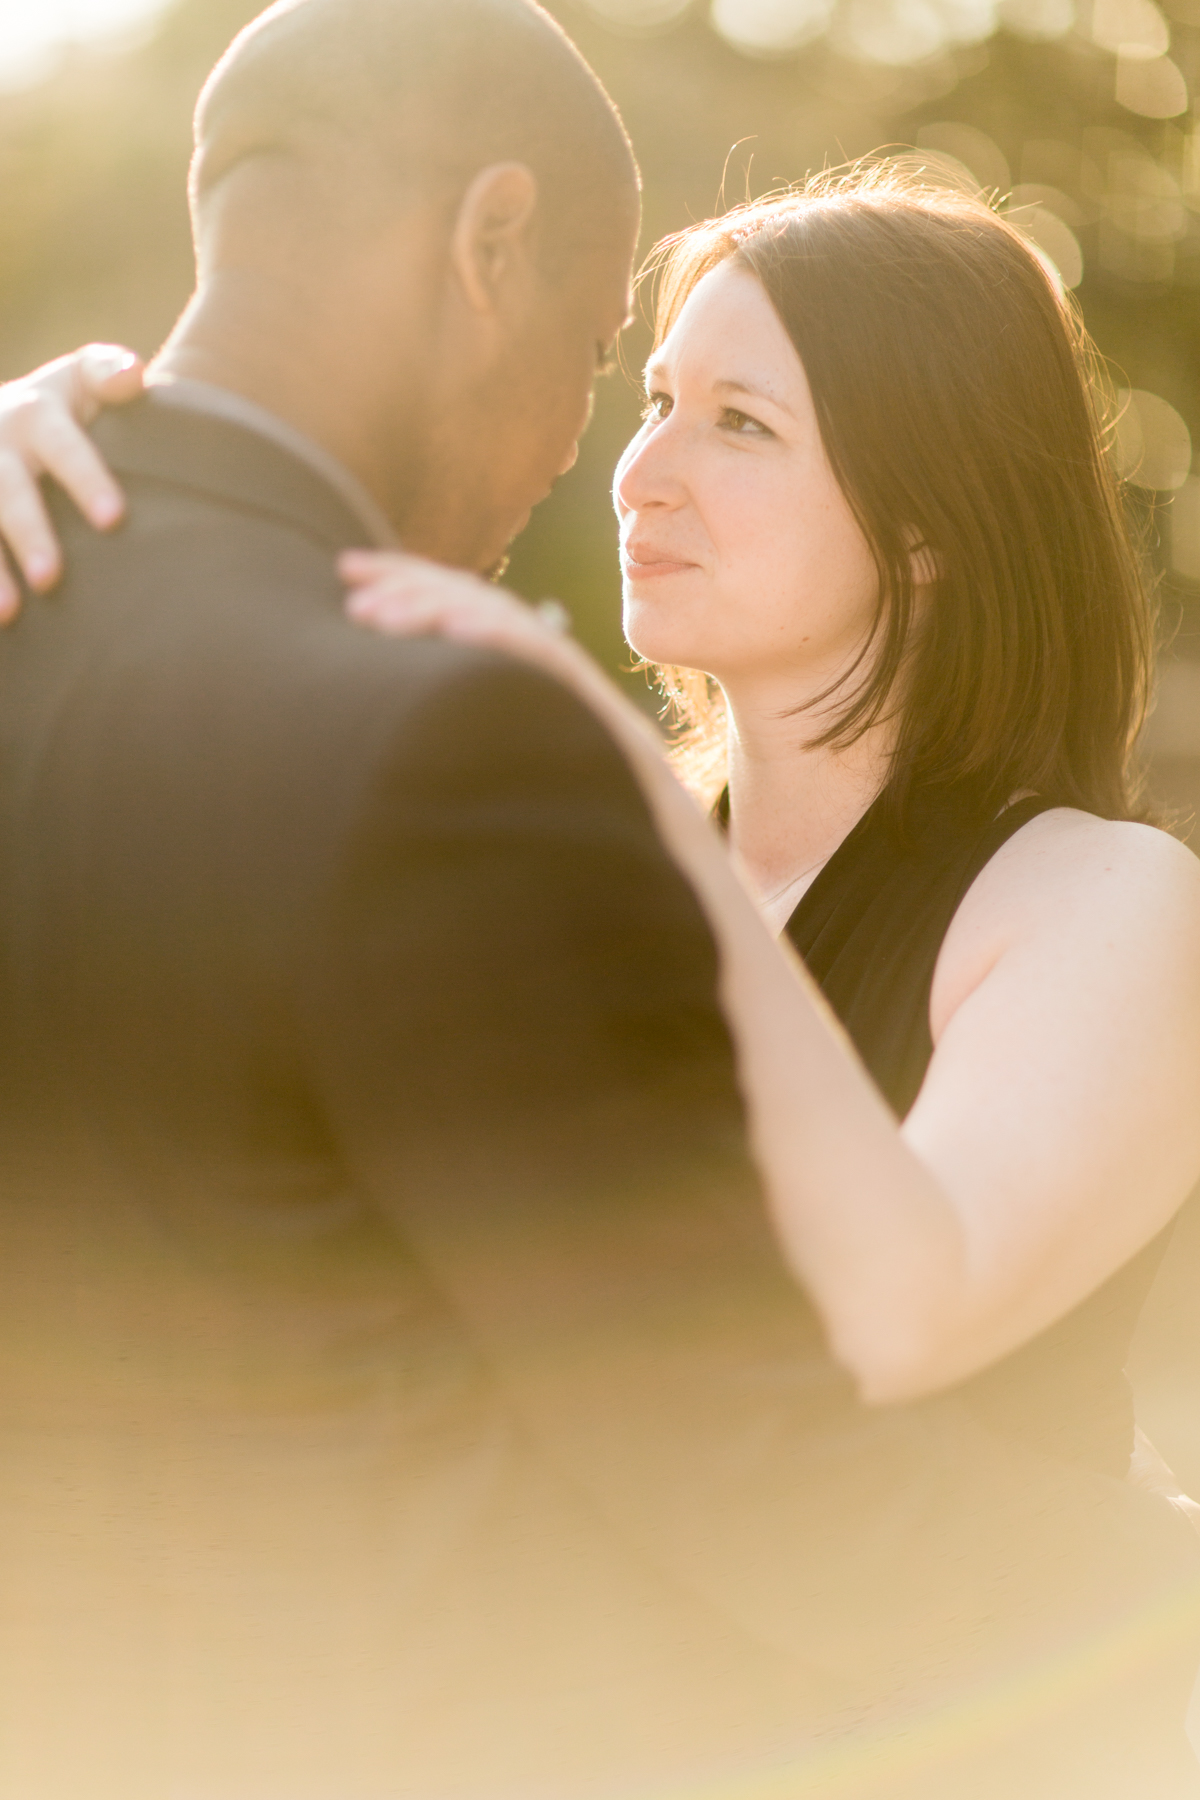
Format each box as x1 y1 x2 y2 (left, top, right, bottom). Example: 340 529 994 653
90 390 394 556
145 377 397 549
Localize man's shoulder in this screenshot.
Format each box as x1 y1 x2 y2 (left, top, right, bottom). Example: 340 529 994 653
43 481 636 809
34 400 637 807
43 461 512 718
327 633 646 819
87 391 377 567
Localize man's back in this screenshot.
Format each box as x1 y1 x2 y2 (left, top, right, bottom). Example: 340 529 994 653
0 394 845 1797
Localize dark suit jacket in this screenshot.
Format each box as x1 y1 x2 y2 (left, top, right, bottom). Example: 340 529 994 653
0 393 854 1796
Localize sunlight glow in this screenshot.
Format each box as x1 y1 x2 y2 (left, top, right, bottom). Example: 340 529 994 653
0 0 171 93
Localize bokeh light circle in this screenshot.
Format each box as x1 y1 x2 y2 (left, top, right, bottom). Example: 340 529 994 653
578 0 695 31
916 122 1011 192
1114 389 1192 490
711 0 836 52
1115 52 1189 116
1087 0 1170 55
1005 202 1085 286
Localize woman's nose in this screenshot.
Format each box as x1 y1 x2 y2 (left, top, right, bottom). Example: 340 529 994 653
613 420 684 518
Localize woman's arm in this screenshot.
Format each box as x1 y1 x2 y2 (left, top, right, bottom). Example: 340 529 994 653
343 550 1200 1404
0 345 143 614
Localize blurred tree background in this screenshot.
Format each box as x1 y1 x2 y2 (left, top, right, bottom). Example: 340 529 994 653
0 0 1198 809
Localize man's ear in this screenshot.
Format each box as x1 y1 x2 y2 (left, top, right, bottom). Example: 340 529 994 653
450 163 539 316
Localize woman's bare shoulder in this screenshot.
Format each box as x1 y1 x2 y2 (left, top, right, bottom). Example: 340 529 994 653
931 807 1200 1039
982 807 1200 911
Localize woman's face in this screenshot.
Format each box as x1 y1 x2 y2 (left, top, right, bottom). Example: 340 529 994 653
614 260 880 698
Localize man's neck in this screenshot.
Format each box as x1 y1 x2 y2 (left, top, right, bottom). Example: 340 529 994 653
151 278 412 533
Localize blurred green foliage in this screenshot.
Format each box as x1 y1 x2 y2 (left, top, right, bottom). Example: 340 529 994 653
0 0 1197 716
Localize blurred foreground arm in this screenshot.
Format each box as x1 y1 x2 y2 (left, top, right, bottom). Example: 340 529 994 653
0 345 143 615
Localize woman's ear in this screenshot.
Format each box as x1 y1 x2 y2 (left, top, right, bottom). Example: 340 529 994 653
450 163 539 316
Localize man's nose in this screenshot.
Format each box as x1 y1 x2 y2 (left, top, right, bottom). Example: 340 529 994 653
558 439 580 477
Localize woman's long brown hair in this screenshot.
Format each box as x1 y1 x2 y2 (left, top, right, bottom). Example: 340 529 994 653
644 163 1155 828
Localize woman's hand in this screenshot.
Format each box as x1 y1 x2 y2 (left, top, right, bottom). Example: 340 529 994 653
343 550 605 701
342 550 678 767
342 546 732 917
0 344 144 617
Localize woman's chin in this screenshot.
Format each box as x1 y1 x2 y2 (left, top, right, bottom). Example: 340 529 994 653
623 597 709 671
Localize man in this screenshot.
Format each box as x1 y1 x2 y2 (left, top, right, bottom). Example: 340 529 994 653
0 4 857 1795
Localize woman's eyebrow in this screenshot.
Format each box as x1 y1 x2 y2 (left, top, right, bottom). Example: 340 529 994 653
713 376 790 411
640 363 792 411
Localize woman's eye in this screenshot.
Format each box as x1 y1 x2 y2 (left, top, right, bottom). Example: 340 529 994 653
641 392 672 423
720 407 771 437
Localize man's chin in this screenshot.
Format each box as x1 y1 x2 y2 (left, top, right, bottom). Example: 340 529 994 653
480 510 532 582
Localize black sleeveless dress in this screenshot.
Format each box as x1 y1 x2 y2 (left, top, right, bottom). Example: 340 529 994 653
773 782 1172 1479
716 781 1200 1793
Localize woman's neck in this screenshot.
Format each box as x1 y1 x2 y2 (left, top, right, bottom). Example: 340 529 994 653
723 684 894 932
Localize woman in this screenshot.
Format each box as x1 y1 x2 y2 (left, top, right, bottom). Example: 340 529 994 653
345 171 1200 1412
4 164 1200 1785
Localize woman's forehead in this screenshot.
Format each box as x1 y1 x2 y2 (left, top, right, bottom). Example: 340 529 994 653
646 262 807 397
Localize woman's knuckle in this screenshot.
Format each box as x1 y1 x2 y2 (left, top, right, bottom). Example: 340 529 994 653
33 405 85 455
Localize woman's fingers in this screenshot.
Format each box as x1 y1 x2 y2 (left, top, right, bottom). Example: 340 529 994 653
340 549 490 607
74 344 144 410
341 552 589 695
28 402 126 532
348 577 536 644
347 588 453 632
343 553 500 629
342 554 633 749
338 548 393 580
0 550 21 623
0 447 63 592
0 344 140 604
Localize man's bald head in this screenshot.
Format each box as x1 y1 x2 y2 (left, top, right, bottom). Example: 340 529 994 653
192 0 640 273
159 0 640 568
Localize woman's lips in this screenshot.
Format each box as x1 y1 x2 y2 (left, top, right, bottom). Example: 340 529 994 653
622 548 698 579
